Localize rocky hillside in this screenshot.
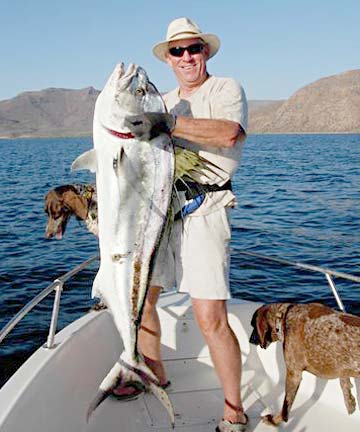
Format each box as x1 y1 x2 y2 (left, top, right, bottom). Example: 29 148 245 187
248 69 360 133
0 69 359 137
247 100 284 131
0 87 99 138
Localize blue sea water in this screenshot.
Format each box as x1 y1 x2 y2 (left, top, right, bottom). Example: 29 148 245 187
0 134 359 388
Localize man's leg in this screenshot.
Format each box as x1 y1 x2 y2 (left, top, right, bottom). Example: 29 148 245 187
192 298 247 424
112 285 167 397
138 285 168 385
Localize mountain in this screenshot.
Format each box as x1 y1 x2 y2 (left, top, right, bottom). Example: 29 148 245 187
0 87 99 138
0 69 359 138
248 69 360 133
247 100 284 131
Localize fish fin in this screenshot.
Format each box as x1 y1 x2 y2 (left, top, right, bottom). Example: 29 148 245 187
71 149 98 173
148 381 175 428
112 147 126 176
86 389 108 423
91 272 101 299
174 147 226 182
87 359 174 427
87 361 122 421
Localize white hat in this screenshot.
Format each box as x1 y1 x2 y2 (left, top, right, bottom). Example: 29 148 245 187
153 17 220 63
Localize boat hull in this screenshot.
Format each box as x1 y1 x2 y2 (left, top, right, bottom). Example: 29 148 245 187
0 292 359 431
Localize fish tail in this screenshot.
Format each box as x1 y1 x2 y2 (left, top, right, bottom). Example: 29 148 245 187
87 358 174 427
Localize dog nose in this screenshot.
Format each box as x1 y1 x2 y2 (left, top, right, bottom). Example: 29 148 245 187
249 328 260 345
45 228 53 239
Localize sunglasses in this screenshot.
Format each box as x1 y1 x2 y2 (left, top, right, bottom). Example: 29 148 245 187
168 43 205 57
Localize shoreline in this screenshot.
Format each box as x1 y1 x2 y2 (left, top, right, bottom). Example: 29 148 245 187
1 132 360 140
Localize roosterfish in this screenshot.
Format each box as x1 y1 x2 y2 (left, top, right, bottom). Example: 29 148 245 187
72 63 175 425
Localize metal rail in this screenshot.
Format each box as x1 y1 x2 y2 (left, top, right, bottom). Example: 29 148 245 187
233 250 360 283
0 255 99 348
0 250 358 349
233 249 360 312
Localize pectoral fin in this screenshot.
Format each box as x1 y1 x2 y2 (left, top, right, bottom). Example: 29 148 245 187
71 149 98 173
148 381 175 428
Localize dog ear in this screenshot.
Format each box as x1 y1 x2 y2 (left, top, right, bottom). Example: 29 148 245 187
62 190 88 220
249 311 260 345
45 190 56 208
45 191 63 216
256 306 273 349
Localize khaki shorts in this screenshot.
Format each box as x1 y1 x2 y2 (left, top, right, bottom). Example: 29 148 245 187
150 207 231 299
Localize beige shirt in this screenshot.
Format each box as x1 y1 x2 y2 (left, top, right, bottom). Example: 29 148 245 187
164 75 248 216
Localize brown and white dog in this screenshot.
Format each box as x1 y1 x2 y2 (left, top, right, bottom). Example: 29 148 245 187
250 302 360 425
44 184 98 239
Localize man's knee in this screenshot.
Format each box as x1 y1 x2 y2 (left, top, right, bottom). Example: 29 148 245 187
200 316 227 338
192 299 229 336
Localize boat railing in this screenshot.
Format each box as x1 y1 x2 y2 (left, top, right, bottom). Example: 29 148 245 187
232 249 360 312
0 254 99 349
0 250 359 350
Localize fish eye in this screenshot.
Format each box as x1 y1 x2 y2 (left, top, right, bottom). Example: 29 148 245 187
135 87 145 96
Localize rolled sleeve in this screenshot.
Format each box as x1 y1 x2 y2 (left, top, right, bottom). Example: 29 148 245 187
211 78 248 132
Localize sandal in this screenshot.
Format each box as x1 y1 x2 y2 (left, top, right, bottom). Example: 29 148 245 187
111 380 171 401
215 399 248 432
111 381 145 401
161 380 171 390
215 418 248 432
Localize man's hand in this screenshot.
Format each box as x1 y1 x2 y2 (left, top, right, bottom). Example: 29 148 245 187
124 112 176 141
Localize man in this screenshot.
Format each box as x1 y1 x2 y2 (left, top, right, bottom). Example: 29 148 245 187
117 17 248 431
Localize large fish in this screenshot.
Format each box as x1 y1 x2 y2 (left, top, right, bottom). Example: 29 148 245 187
72 63 175 425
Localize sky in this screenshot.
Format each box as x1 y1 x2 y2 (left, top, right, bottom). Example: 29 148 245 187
1 0 359 102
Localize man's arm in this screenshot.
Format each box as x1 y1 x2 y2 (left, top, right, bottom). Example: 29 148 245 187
124 113 246 148
173 116 246 148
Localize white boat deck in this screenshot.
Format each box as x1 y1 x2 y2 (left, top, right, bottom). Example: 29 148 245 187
0 291 359 431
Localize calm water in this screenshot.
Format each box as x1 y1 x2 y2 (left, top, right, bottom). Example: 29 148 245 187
0 134 359 388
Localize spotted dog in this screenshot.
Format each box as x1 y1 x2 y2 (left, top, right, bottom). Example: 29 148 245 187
250 302 360 425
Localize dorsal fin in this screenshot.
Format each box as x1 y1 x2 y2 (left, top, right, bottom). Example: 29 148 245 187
71 149 98 173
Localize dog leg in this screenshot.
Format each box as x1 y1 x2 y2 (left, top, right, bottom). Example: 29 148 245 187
340 377 356 414
263 369 302 426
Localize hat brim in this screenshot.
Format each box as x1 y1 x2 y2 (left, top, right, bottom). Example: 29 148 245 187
153 33 220 62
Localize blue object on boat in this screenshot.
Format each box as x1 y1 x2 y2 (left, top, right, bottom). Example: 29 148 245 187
175 194 205 220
